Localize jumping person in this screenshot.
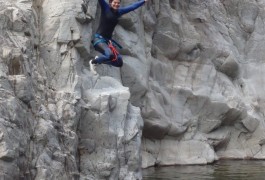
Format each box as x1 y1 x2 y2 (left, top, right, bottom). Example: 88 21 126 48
89 0 148 74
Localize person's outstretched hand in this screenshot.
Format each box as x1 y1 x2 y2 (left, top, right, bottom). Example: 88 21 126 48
145 0 148 2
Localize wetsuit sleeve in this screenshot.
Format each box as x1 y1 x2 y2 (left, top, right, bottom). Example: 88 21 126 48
118 0 145 15
98 0 109 10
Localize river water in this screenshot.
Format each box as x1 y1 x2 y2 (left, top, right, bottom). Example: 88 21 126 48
143 160 265 180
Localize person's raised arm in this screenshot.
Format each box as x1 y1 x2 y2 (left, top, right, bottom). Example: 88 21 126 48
119 0 146 15
98 0 109 10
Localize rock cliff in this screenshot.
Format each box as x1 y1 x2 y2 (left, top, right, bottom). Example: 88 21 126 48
1 0 265 179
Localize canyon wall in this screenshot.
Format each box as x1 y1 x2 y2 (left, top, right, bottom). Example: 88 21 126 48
1 0 265 179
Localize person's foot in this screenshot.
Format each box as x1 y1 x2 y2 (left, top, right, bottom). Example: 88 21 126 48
89 56 98 75
89 60 97 75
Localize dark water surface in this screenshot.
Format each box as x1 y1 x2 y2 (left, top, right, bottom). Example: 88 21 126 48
143 160 265 180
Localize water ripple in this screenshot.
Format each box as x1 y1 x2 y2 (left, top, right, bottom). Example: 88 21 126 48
143 160 265 180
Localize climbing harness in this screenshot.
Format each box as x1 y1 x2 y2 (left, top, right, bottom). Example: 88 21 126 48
92 34 107 47
92 33 122 61
108 40 119 61
92 34 123 49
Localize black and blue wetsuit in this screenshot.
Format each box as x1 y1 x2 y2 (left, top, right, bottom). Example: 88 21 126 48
92 0 145 67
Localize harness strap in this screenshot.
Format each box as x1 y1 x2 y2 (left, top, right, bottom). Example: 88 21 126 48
110 39 123 49
92 34 120 62
92 34 123 49
108 41 119 61
93 39 107 47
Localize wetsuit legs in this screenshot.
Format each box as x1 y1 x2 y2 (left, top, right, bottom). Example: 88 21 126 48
94 42 123 67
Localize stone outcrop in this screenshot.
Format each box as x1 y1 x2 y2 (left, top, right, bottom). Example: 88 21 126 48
0 0 143 179
141 0 265 168
1 0 265 179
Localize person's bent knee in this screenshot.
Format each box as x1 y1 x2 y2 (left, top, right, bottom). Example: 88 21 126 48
116 56 123 67
109 54 116 61
116 60 123 67
110 59 123 67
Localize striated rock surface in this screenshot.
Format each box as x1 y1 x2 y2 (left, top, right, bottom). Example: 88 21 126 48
141 0 265 168
0 0 143 179
1 0 265 179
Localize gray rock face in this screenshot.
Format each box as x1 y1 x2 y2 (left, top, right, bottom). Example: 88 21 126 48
142 0 265 168
1 0 265 179
0 0 143 179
